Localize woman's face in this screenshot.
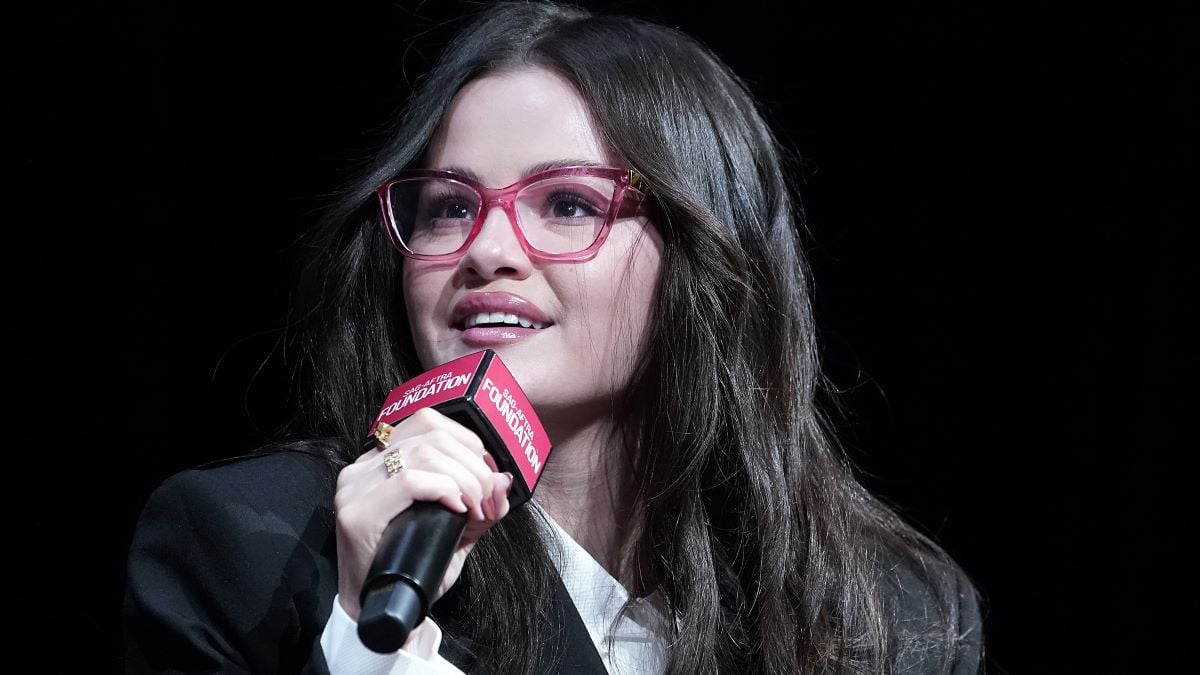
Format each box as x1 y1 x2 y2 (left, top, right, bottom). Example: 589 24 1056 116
403 67 663 425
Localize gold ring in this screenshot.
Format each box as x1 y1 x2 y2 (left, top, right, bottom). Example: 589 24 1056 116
373 422 395 446
383 448 406 476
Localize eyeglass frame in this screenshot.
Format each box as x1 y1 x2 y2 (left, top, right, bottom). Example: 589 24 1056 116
375 165 648 262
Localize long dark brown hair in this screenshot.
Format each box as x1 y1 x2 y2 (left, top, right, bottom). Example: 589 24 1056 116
276 2 983 672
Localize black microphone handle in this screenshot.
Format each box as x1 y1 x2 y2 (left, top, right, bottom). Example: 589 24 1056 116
357 501 470 653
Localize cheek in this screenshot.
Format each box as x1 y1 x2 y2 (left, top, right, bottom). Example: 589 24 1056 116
617 226 663 316
578 229 662 364
401 266 422 331
401 265 447 357
617 256 661 348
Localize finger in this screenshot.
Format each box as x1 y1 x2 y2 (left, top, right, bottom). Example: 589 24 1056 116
389 409 496 478
359 469 471 520
458 472 515 548
400 408 486 454
399 443 488 520
407 430 494 500
482 452 499 473
490 472 514 522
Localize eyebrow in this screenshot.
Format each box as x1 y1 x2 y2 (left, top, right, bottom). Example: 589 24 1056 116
437 159 605 184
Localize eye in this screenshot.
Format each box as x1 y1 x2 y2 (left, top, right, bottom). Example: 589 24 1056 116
415 182 478 225
546 191 601 219
432 198 475 220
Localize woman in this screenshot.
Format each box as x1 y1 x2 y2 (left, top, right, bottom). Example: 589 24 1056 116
124 2 985 673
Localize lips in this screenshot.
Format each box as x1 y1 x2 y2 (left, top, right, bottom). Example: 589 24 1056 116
450 292 554 331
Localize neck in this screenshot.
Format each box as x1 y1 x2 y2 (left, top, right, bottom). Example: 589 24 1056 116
532 417 631 581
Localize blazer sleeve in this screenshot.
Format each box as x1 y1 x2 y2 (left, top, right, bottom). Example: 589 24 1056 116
123 458 338 675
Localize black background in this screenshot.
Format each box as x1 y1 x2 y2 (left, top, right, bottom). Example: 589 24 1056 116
14 1 1191 672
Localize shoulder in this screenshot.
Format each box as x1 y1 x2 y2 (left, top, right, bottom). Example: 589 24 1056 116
143 450 337 532
159 448 337 502
125 450 341 673
881 554 986 675
131 447 341 570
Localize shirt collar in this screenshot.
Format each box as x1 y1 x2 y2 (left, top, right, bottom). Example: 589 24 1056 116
531 501 673 645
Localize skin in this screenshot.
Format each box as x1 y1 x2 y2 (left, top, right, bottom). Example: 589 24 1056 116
334 67 662 629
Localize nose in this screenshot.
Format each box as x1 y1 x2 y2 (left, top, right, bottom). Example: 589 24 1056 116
459 201 533 281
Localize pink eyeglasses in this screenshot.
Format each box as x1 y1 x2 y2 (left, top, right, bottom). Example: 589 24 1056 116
376 165 647 262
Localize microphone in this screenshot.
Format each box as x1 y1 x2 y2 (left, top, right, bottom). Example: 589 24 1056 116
356 348 553 653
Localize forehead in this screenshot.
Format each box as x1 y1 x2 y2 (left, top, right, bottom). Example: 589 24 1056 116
423 67 613 186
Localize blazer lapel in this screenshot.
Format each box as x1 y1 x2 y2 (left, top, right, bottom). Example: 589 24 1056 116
437 568 609 674
547 569 609 674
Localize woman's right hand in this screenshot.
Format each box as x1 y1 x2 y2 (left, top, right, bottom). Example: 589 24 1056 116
333 407 514 621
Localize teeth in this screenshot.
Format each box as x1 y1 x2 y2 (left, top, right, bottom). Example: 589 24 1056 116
463 312 546 329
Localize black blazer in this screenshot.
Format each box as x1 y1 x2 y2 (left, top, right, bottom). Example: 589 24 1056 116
122 451 607 674
123 451 983 674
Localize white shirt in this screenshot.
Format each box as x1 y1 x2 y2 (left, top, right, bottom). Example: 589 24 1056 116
320 508 669 674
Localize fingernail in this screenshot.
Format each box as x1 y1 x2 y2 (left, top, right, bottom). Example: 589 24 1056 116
502 472 514 491
454 493 469 514
481 489 494 520
483 453 498 472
